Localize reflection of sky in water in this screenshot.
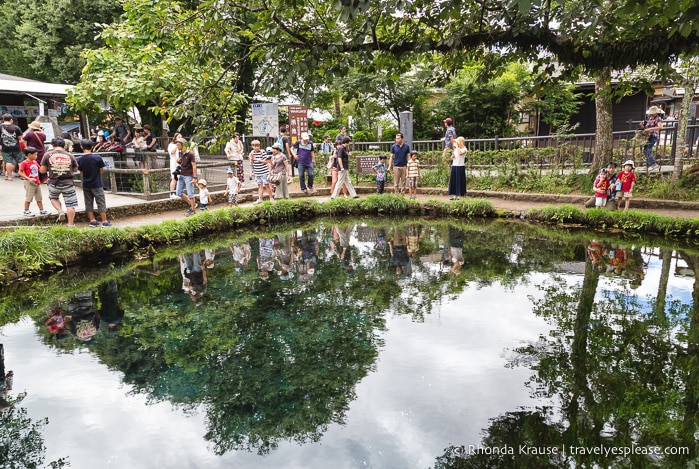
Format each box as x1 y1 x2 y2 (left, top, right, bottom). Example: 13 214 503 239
1 235 696 468
2 281 551 468
595 250 695 315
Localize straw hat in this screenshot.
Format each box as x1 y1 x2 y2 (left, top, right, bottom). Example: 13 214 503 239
198 178 207 186
647 106 662 115
27 121 42 130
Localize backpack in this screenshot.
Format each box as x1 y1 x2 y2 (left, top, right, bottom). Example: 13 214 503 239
1 125 17 148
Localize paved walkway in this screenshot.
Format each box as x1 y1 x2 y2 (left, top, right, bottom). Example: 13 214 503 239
1 175 699 229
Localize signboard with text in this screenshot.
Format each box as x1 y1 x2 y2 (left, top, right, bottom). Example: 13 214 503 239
251 103 279 138
288 105 308 139
0 105 39 119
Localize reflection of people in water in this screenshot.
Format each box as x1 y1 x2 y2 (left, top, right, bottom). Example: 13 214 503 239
448 225 465 274
331 225 355 272
65 290 100 342
98 279 124 332
258 237 275 280
407 224 421 258
607 245 628 275
587 240 606 271
388 226 412 276
46 307 67 336
273 233 295 280
180 252 208 304
230 241 251 271
203 248 215 269
0 344 12 412
297 230 318 282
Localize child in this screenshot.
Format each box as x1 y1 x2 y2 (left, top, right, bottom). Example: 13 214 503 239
593 168 609 207
78 139 112 227
616 160 636 212
198 179 210 211
407 150 422 199
18 146 47 217
224 168 241 207
373 155 387 194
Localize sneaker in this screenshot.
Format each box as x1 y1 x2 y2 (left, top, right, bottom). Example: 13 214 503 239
185 209 196 217
169 193 179 199
308 187 316 194
39 210 48 215
101 221 113 227
66 225 76 229
57 211 66 222
252 199 263 205
23 210 34 217
302 189 308 194
353 195 360 199
89 220 100 227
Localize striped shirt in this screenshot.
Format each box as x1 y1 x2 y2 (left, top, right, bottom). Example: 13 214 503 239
251 150 270 177
408 159 420 178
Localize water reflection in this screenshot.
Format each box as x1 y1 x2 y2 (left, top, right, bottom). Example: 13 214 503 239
1 221 698 466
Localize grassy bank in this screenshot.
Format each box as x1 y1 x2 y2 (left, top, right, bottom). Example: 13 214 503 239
0 195 494 282
2 195 699 284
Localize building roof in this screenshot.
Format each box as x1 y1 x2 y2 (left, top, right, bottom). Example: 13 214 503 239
0 73 72 96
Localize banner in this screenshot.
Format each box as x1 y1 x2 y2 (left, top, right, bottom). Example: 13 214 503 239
288 105 308 139
0 105 40 118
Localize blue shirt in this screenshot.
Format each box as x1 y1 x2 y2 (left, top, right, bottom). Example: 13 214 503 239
390 143 410 167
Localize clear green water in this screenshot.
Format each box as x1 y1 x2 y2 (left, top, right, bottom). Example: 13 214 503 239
1 220 698 468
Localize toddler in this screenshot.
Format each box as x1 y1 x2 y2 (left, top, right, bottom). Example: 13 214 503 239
407 150 422 199
224 168 241 207
373 155 387 194
198 179 210 211
593 169 609 207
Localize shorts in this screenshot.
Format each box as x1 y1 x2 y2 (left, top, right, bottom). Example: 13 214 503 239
228 193 238 205
24 180 42 203
408 176 419 189
83 186 107 213
620 191 632 199
199 204 208 211
176 175 195 198
594 196 607 207
48 183 79 208
255 174 270 185
2 150 24 166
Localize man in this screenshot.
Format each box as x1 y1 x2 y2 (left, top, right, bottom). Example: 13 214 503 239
293 131 316 193
335 125 348 143
175 137 198 216
330 137 360 199
320 135 333 153
113 117 131 147
1 114 24 180
39 137 79 227
442 118 456 160
388 133 411 195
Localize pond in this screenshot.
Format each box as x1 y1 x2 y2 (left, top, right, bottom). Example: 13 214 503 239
1 219 698 468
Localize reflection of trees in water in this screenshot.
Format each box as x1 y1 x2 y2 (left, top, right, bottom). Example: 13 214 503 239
0 394 68 468
435 246 699 468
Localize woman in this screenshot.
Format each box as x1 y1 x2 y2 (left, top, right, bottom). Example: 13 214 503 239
448 136 467 200
167 132 183 198
271 142 291 200
641 106 663 170
224 132 245 183
23 121 46 160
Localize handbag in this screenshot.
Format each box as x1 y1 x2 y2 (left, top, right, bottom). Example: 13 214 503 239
269 172 282 185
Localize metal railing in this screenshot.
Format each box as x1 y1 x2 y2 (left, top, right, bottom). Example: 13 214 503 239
81 121 699 197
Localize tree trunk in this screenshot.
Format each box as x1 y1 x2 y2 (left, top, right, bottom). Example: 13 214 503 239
592 68 613 174
654 248 672 320
672 84 695 184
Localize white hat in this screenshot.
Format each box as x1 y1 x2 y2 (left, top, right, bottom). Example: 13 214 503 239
198 178 207 186
647 106 662 115
301 131 309 140
623 159 635 168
